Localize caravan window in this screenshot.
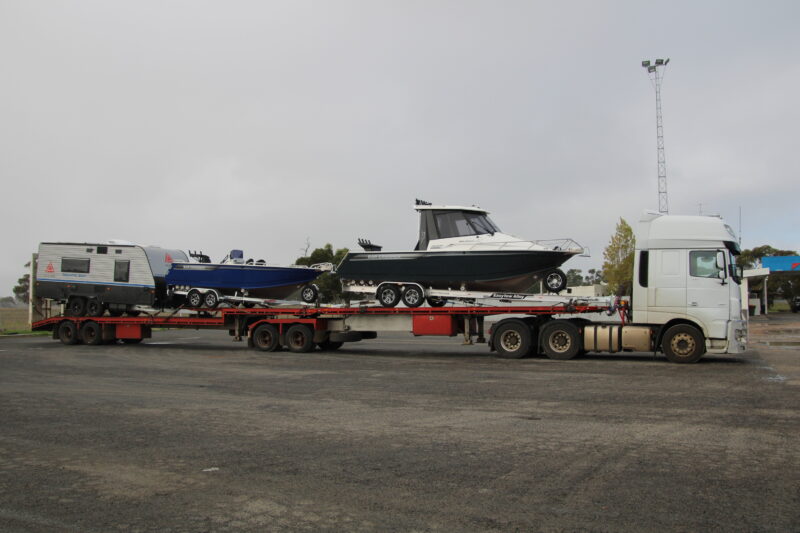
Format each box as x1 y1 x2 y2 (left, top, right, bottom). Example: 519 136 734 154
62 258 90 273
114 261 130 283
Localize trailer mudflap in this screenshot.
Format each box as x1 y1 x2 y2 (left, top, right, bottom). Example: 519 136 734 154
413 315 457 336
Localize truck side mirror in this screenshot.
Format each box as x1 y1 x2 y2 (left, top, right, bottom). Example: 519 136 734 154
716 251 726 270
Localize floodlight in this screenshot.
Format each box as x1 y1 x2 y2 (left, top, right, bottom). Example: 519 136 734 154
655 59 664 65
648 66 656 73
642 60 651 67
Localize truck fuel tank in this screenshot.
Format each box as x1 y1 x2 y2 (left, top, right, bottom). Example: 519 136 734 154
583 325 652 353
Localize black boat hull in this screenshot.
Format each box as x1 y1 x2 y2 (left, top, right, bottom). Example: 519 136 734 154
336 250 577 293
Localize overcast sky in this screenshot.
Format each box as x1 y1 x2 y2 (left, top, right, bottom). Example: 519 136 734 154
2 0 799 296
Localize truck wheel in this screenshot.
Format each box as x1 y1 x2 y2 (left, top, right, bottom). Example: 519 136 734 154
80 321 103 346
252 323 279 352
58 321 79 345
300 284 318 304
286 324 314 353
544 269 567 293
187 289 203 308
318 340 344 351
67 297 87 317
493 321 532 359
426 297 447 307
376 284 400 308
662 324 705 364
540 320 581 360
401 285 424 308
86 299 105 317
203 291 219 309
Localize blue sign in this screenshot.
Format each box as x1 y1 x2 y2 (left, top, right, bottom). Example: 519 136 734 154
762 256 800 272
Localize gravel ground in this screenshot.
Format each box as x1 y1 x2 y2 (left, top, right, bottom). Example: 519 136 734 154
1 314 798 532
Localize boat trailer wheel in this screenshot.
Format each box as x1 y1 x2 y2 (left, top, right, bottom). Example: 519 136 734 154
401 285 424 308
187 289 203 308
544 269 567 293
377 284 401 308
300 284 319 304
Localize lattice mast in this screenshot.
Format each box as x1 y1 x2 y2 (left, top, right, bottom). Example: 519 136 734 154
642 58 670 214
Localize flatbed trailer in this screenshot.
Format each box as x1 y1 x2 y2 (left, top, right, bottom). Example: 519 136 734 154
31 300 628 360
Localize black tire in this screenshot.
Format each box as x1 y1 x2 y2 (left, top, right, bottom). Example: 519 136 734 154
318 340 344 351
376 284 401 308
662 324 705 364
401 285 424 308
252 323 279 352
66 297 87 317
300 284 318 304
286 324 314 353
543 269 567 293
187 289 203 308
540 320 581 360
86 299 105 317
203 291 219 309
121 338 143 344
493 321 532 359
80 321 103 346
426 296 447 307
57 321 79 345
108 309 124 317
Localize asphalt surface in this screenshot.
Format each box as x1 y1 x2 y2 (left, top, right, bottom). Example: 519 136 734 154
1 315 799 532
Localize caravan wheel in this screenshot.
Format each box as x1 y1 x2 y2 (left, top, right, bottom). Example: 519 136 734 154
86 299 105 317
67 297 87 317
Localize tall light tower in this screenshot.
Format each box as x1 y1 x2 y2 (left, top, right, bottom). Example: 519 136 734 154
642 58 670 214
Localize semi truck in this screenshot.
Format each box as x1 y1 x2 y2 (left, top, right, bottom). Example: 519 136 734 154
31 211 747 363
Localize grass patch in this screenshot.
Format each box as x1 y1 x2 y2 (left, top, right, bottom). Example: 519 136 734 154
0 308 29 333
0 330 50 336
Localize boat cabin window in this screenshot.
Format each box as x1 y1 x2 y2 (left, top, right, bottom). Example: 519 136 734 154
434 211 501 239
62 258 90 273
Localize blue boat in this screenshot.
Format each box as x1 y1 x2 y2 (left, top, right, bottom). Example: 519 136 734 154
165 250 324 303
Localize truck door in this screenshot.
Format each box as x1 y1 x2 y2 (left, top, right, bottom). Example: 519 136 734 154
686 249 729 338
647 249 687 318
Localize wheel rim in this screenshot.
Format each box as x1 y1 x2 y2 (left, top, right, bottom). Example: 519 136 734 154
85 327 97 341
404 289 420 305
257 330 274 348
548 331 571 353
380 288 396 305
189 293 201 307
500 330 522 352
546 273 562 290
302 288 315 301
289 331 306 348
204 293 217 307
670 333 695 356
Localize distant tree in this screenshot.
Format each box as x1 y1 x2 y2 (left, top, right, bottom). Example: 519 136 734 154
566 268 584 287
13 262 31 303
602 218 635 296
584 268 605 286
295 243 349 302
738 245 798 307
0 296 17 308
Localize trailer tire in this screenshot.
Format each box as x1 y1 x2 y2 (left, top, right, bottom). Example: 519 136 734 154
401 285 424 308
58 321 79 345
662 324 705 364
376 284 401 308
300 284 318 304
187 289 203 308
80 321 103 345
86 299 105 317
493 321 532 359
540 320 581 360
67 297 87 317
252 323 279 352
544 269 568 293
426 297 447 307
203 291 219 309
286 324 314 353
318 340 344 351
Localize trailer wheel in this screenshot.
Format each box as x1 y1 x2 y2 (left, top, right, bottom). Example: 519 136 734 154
80 321 103 346
493 321 532 359
67 297 87 317
540 320 581 360
401 285 424 308
544 269 567 293
187 289 203 308
86 299 105 317
426 296 447 307
203 291 219 309
318 340 344 351
252 323 279 352
286 324 314 353
57 321 79 345
662 324 705 364
300 284 319 304
376 284 401 308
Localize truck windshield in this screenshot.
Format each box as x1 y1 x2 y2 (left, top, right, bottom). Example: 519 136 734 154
434 211 501 239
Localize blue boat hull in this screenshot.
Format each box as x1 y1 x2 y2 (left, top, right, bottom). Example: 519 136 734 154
166 263 321 299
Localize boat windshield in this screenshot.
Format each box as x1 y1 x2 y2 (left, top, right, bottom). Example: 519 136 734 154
434 211 501 238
